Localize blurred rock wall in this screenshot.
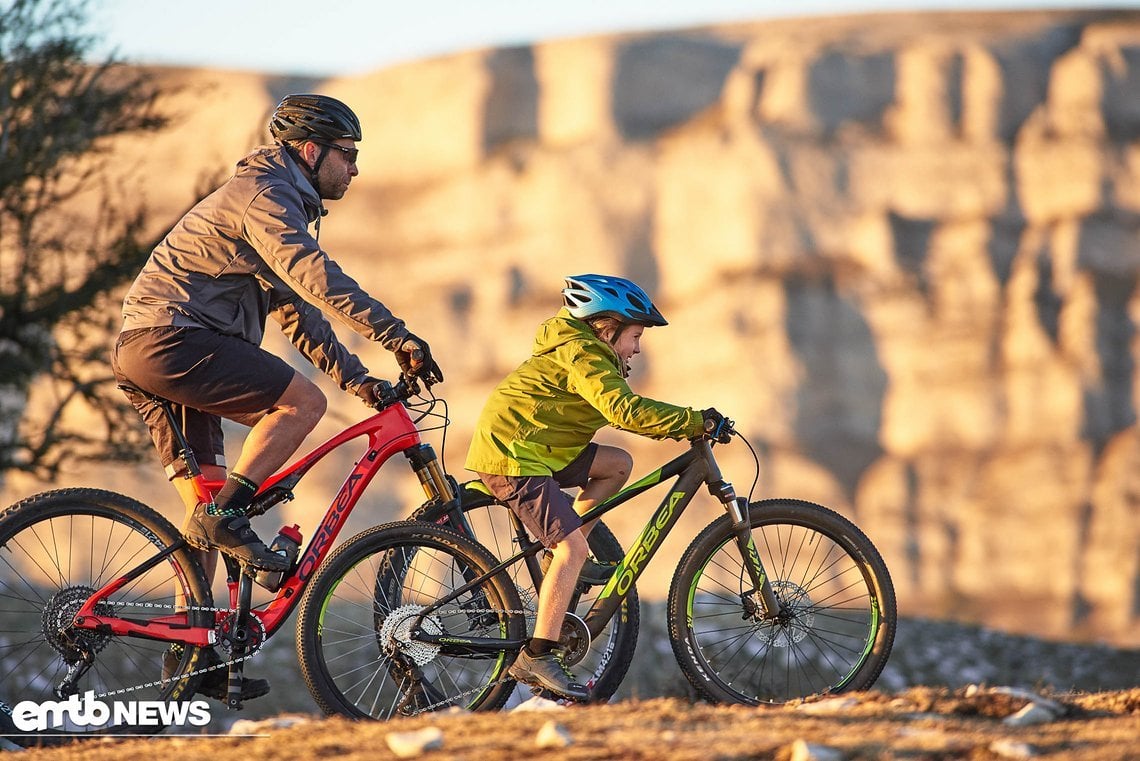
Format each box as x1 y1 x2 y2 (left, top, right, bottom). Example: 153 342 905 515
8 9 1140 647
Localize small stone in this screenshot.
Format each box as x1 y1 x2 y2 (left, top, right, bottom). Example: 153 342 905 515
964 684 981 698
788 738 845 761
795 697 858 714
229 713 313 735
512 695 566 712
1003 702 1058 727
385 726 444 758
991 687 1064 715
535 720 573 749
990 739 1038 759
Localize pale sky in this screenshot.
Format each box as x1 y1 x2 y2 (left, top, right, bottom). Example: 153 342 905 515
89 0 1137 77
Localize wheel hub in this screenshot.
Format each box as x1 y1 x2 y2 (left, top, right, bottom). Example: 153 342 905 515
41 586 114 660
754 580 815 647
379 604 443 666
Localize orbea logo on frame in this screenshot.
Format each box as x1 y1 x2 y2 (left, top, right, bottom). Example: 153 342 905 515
11 691 211 732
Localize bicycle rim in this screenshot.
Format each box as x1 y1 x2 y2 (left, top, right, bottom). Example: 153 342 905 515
0 489 210 745
419 492 639 703
298 522 523 719
671 500 895 704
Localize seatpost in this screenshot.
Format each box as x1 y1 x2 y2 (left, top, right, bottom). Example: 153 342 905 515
152 397 224 503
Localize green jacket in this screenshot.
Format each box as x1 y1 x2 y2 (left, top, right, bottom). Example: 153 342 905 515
465 308 704 477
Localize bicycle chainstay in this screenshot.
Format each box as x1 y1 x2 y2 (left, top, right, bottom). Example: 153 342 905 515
71 600 267 699
390 604 545 716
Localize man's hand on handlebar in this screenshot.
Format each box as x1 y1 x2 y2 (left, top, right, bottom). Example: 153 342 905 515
354 377 386 408
394 333 444 386
701 407 734 444
354 375 421 409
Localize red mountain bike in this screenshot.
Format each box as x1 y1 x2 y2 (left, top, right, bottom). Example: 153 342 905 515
0 377 894 746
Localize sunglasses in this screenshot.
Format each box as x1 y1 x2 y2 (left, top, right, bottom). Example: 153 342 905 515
320 142 359 164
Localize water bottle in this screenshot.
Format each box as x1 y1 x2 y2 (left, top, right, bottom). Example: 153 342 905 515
254 524 303 592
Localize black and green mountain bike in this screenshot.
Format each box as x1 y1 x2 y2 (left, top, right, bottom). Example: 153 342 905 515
304 412 896 713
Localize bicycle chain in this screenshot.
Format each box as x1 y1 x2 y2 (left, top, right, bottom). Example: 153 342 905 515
393 605 545 716
89 600 266 699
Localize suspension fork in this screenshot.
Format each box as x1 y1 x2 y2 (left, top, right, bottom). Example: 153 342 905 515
405 444 455 505
698 441 782 619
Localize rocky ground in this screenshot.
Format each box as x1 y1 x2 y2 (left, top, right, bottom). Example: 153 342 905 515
7 686 1140 760
4 616 1138 759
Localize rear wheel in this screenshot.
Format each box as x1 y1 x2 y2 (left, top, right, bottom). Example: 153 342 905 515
296 520 526 719
0 489 212 746
415 485 639 703
668 499 895 705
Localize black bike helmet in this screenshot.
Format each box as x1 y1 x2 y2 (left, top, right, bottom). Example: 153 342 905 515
269 93 362 143
562 274 668 327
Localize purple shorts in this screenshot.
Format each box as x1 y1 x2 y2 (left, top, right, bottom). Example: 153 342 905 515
476 443 598 547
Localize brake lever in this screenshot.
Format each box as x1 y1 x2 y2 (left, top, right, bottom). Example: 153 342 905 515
704 416 735 445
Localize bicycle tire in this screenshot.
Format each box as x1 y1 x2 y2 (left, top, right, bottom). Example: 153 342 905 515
415 486 640 703
295 520 526 719
0 488 212 746
667 499 896 705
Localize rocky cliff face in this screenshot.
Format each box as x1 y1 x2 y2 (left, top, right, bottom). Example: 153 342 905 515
13 9 1140 647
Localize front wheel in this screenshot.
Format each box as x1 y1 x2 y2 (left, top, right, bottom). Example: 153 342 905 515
295 521 526 719
667 499 896 705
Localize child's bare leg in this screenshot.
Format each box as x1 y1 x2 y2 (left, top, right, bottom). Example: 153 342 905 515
573 445 632 533
532 530 589 641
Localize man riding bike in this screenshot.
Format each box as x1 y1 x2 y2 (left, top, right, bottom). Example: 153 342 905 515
111 93 442 700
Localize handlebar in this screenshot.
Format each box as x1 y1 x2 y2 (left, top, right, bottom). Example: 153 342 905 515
369 375 423 409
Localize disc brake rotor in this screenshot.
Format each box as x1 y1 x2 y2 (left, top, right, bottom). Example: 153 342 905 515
756 580 815 647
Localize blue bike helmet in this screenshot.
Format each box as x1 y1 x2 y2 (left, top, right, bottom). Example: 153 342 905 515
562 274 668 327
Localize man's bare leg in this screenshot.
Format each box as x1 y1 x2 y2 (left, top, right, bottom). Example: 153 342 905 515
230 371 326 483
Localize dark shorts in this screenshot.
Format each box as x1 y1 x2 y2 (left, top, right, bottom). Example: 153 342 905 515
477 443 598 547
111 326 295 478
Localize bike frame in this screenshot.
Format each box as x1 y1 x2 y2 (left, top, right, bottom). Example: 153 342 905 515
70 388 449 647
414 437 780 656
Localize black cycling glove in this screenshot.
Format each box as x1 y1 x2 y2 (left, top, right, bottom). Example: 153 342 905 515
701 408 732 442
394 333 444 385
354 377 385 407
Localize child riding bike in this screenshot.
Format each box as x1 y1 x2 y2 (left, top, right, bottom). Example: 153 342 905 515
465 274 723 700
